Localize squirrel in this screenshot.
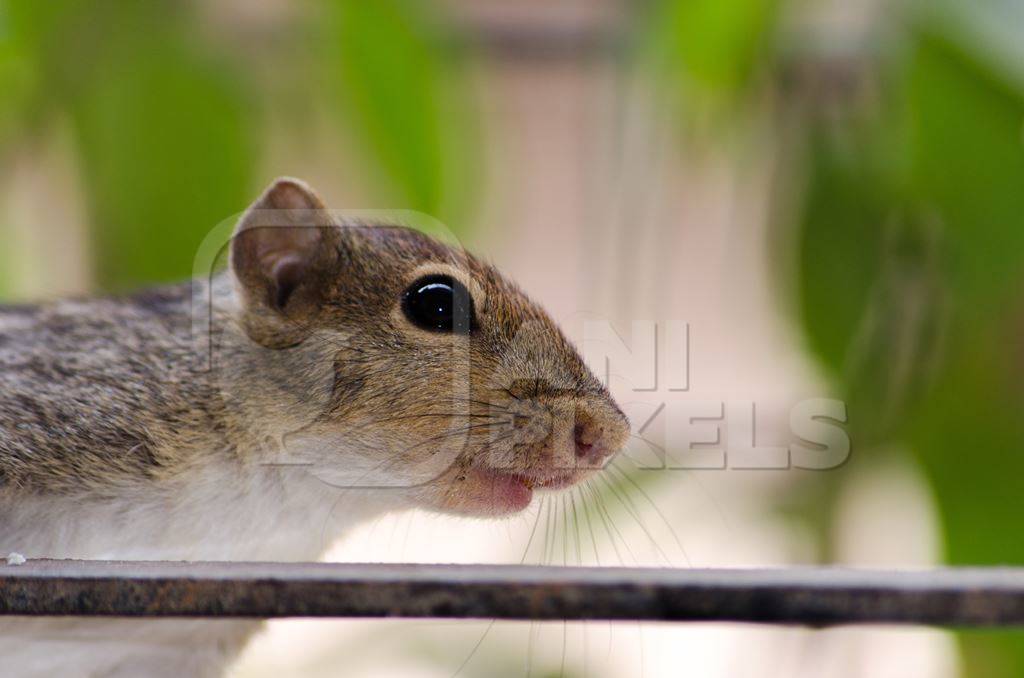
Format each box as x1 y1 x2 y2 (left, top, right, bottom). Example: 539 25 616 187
0 178 630 677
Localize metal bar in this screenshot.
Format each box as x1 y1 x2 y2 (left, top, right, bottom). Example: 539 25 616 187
2 560 1024 626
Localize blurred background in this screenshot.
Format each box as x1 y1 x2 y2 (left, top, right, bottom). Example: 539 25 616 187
2 0 1023 676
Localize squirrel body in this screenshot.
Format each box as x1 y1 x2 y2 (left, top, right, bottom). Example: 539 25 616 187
0 178 629 676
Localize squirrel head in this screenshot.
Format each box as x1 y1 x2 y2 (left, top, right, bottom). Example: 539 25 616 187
224 177 629 517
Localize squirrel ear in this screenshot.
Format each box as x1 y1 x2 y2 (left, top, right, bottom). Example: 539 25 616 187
230 178 340 343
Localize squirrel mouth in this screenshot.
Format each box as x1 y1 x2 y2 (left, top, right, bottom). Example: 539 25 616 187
521 469 581 490
457 466 581 515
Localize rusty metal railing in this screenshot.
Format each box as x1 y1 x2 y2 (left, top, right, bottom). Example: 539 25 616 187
2 560 1024 626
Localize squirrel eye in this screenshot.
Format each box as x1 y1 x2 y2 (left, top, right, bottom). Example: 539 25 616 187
401 274 476 334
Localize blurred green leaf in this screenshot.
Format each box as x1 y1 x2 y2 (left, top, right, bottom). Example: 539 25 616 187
892 23 1024 565
797 153 948 443
905 32 1024 305
2 0 100 126
322 0 478 227
0 21 34 149
902 26 1024 676
643 0 781 113
793 8 1024 676
1 1 256 290
797 134 888 374
67 9 256 289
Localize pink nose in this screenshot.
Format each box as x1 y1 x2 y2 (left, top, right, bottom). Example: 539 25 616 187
574 421 611 466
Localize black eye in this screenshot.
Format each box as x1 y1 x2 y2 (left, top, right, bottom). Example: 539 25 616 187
401 274 477 334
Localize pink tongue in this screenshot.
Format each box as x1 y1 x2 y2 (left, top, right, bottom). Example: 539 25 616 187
468 467 533 514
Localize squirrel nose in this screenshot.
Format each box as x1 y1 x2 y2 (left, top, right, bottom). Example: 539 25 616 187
574 420 612 466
